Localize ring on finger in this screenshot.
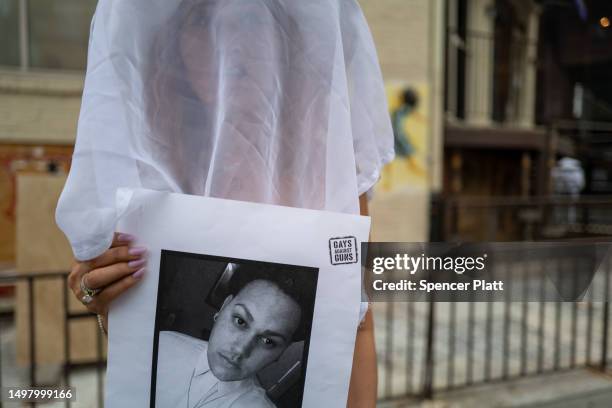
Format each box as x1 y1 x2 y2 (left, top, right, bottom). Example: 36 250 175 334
80 274 101 297
81 294 94 305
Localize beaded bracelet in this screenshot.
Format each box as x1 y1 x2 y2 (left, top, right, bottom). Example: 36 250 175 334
97 314 108 336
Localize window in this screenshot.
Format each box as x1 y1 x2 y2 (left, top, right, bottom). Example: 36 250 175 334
0 0 19 66
0 0 97 71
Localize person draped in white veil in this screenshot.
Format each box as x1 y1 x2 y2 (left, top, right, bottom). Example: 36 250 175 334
56 0 394 405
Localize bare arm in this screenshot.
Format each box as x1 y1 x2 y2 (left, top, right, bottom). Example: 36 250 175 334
347 194 378 407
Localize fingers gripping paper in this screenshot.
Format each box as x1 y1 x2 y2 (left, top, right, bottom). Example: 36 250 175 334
107 189 370 407
55 0 393 262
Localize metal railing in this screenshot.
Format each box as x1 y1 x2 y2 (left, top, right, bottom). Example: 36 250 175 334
374 195 612 402
0 271 105 407
437 195 612 242
376 283 611 401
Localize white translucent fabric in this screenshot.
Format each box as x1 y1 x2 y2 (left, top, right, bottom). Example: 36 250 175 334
56 0 394 262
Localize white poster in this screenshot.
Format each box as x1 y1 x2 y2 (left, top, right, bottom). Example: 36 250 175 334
105 189 370 407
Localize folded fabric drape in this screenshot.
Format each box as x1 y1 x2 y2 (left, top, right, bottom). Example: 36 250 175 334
56 0 394 261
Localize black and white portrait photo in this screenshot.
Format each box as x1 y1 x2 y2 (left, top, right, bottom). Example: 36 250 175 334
151 250 319 408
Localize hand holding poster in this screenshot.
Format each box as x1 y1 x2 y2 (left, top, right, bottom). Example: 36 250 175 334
106 189 370 407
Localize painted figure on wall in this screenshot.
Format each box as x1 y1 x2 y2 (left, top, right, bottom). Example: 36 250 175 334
379 85 427 193
391 88 418 159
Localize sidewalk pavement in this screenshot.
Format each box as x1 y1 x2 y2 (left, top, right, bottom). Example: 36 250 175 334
379 368 612 407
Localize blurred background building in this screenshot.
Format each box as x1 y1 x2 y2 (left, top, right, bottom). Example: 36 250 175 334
1 0 612 407
0 0 95 262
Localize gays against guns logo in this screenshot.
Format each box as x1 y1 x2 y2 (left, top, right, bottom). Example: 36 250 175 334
329 237 358 265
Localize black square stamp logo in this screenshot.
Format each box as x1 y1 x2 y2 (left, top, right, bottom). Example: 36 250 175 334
329 236 358 265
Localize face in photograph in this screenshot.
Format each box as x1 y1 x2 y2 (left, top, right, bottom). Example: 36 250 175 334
207 280 302 381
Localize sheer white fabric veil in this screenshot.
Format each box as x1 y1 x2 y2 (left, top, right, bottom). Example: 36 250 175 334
56 0 393 261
